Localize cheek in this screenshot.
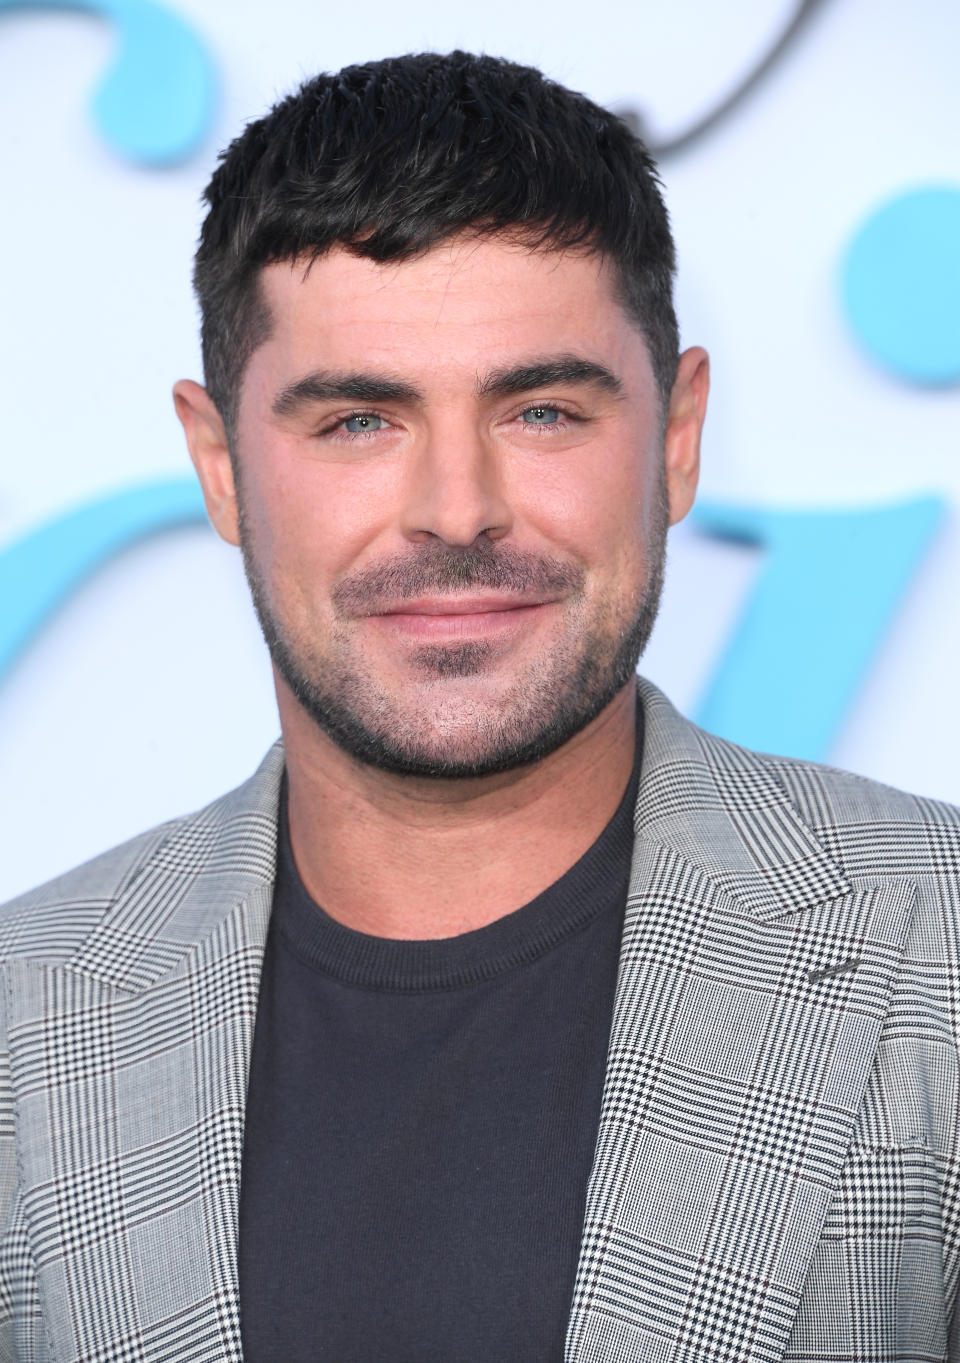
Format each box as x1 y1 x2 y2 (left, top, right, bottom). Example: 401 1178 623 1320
240 449 399 586
513 440 654 577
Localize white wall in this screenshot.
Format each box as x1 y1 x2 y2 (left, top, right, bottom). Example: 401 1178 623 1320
1 0 958 900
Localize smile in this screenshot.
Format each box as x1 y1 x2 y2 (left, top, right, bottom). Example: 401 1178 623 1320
368 596 557 640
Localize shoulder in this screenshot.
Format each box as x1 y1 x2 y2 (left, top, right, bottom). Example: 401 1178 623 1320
0 817 204 968
638 677 960 879
0 822 179 963
0 742 286 963
761 746 960 825
756 746 960 875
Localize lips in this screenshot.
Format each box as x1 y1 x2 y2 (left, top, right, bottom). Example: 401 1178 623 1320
376 594 554 617
367 594 557 640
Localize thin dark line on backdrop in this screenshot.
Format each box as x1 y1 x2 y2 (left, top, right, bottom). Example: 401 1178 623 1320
615 0 831 157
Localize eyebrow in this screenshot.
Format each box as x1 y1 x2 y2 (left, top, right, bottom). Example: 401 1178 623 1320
477 356 624 399
272 371 423 418
271 354 624 420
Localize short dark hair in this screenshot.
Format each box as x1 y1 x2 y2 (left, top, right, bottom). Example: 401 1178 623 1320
194 51 679 433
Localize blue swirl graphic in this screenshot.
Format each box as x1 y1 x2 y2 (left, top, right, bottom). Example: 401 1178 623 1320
0 0 216 164
692 496 945 759
0 480 207 678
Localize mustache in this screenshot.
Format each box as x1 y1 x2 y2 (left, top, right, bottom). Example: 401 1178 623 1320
332 542 584 615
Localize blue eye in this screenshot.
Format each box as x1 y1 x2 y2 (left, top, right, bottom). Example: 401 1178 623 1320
343 413 384 433
521 405 562 425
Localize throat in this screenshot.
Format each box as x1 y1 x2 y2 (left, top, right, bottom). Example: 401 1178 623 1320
281 689 641 940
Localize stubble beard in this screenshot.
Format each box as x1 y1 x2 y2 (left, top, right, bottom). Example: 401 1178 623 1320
238 497 668 780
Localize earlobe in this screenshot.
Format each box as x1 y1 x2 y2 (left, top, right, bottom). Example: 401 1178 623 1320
172 379 241 547
663 346 710 526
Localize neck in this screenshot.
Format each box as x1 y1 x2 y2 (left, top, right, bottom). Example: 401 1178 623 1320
279 682 638 939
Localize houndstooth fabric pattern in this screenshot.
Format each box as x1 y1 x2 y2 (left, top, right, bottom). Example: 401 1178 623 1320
0 679 957 1361
565 683 960 1363
0 759 282 1363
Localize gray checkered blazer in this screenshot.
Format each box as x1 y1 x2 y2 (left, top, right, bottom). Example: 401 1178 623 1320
0 679 958 1361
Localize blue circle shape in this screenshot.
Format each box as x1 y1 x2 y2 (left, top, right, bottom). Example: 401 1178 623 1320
0 0 217 166
842 186 960 385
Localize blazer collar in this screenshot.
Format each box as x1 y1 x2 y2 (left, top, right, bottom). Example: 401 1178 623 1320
64 680 852 998
65 741 285 995
634 678 852 919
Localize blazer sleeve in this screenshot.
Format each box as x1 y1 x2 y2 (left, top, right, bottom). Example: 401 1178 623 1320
0 999 17 1360
0 985 50 1363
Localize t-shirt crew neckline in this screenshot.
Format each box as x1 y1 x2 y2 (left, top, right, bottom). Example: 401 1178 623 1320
274 711 642 995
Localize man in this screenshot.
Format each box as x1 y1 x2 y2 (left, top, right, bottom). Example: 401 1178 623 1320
0 50 957 1363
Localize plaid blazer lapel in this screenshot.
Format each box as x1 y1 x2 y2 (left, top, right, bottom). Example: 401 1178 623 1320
4 746 284 1363
564 681 918 1363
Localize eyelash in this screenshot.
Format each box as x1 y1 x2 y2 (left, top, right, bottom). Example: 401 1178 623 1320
317 411 391 441
317 404 584 441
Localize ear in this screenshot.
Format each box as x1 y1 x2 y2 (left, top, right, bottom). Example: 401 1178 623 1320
173 379 241 546
663 346 710 526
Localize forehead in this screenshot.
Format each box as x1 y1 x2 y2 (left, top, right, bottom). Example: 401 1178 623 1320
251 235 654 394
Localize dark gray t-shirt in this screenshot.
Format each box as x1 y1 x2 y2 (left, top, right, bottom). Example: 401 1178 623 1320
239 729 639 1362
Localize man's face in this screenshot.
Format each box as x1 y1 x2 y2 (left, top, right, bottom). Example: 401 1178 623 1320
192 236 703 777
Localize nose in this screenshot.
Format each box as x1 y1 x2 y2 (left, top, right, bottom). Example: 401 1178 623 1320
399 422 513 547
